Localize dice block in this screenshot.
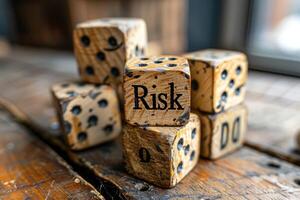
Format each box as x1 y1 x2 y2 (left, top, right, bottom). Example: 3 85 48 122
185 49 248 113
124 55 191 126
51 82 122 150
197 104 247 159
123 113 200 188
73 18 147 86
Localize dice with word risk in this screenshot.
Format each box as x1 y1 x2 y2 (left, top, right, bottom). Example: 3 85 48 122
124 55 191 126
197 104 247 159
73 18 147 87
51 82 122 150
185 49 248 113
123 113 200 188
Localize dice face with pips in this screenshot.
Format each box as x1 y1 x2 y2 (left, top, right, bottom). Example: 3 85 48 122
73 18 147 88
185 49 248 113
51 82 122 150
123 113 200 188
124 55 191 126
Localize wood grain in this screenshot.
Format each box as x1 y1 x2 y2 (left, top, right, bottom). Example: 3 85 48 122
1 49 300 199
245 71 300 165
51 82 122 150
124 55 191 126
185 49 248 113
123 113 200 188
0 111 103 199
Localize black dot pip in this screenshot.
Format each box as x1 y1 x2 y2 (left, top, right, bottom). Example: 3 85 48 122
191 80 199 91
80 35 90 47
85 66 95 75
190 151 195 161
177 162 183 174
221 91 228 101
77 132 87 142
96 51 106 61
184 145 190 155
191 128 196 139
177 138 184 150
221 69 228 80
88 115 98 127
103 124 113 134
110 67 120 77
71 105 82 115
63 121 72 134
98 99 108 108
236 66 242 75
108 36 118 47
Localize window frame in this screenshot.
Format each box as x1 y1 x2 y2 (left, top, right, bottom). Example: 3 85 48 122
220 0 300 77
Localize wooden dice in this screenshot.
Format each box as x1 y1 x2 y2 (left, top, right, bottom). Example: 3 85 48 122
51 82 122 150
185 49 248 113
123 113 200 188
124 56 191 126
73 18 147 87
197 104 247 159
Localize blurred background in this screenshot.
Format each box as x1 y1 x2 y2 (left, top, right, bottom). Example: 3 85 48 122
0 0 299 76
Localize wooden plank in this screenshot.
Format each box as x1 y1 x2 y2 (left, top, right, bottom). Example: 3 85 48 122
246 71 300 165
2 97 300 200
1 50 300 199
0 111 103 199
83 146 300 199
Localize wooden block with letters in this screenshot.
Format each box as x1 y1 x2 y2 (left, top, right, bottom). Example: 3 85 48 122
122 113 200 188
124 55 191 126
73 18 147 87
185 49 248 113
51 82 122 150
197 104 247 159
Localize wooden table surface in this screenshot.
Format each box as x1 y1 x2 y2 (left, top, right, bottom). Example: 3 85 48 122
0 111 103 200
0 48 300 199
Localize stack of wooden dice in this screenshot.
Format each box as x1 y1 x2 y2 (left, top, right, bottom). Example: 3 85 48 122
50 18 248 188
185 50 248 160
50 18 147 150
122 50 248 188
122 55 200 188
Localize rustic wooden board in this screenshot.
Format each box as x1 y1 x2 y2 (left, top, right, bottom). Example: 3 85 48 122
2 99 300 200
71 138 300 199
246 71 300 165
0 111 103 199
1 49 300 199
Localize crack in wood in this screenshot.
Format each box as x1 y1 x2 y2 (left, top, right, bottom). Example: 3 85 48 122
0 97 126 200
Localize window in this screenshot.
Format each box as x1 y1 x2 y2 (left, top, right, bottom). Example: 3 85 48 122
221 0 300 76
249 0 300 60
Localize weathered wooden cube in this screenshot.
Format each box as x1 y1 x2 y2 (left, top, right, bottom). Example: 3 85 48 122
51 82 122 150
73 18 147 87
197 104 247 159
124 55 191 126
185 49 248 113
123 113 200 188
